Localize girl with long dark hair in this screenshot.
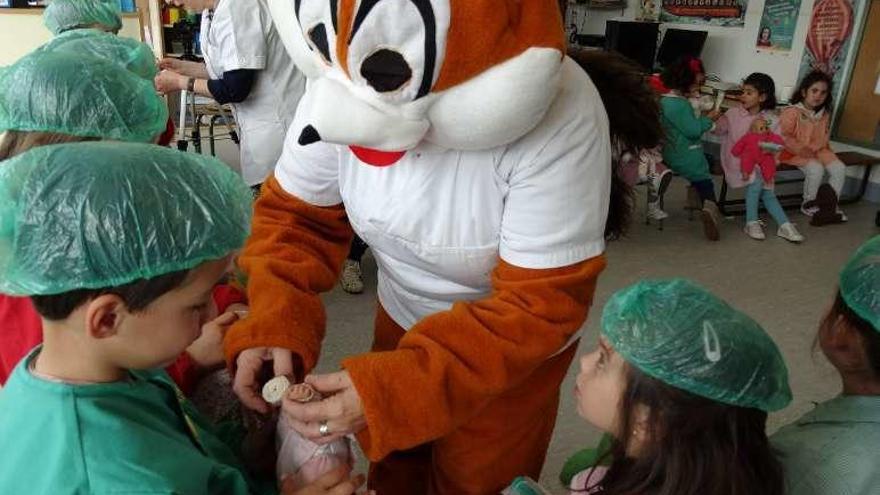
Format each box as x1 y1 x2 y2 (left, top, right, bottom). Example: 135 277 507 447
570 279 790 495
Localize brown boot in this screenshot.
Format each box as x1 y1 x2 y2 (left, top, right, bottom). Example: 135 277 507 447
701 202 721 241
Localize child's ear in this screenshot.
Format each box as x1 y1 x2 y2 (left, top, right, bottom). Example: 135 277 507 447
85 295 127 339
823 315 868 371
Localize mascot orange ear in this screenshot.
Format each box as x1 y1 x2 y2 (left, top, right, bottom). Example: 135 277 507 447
434 0 565 92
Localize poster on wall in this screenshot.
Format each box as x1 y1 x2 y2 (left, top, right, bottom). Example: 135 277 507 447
797 0 860 91
660 0 748 27
755 0 802 53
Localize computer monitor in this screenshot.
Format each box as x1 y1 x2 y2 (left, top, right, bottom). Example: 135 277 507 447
656 29 708 68
604 21 660 72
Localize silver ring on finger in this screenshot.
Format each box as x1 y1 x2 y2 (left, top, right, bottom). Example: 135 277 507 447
319 420 331 437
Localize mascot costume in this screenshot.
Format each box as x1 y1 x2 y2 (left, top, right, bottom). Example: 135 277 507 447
222 1 659 493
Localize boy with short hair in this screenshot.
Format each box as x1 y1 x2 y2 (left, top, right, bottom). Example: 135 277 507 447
0 142 364 495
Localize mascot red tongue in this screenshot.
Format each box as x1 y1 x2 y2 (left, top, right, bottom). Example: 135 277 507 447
226 0 615 493
349 146 406 167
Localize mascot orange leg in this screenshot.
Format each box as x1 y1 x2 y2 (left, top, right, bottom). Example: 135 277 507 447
367 307 576 495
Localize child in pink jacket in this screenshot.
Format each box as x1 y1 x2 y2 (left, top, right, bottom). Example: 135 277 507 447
714 73 803 242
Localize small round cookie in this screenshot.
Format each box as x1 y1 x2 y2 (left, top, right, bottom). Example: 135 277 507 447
261 375 292 406
287 383 318 403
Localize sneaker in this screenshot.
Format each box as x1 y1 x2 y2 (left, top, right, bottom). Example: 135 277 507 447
744 221 765 240
340 260 364 294
777 222 805 243
647 201 669 220
652 169 673 200
836 208 848 222
701 202 721 241
801 202 819 217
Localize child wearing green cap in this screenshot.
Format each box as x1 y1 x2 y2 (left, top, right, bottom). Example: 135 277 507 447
43 0 123 35
563 279 790 495
0 51 167 160
771 236 880 495
0 51 210 391
0 142 365 495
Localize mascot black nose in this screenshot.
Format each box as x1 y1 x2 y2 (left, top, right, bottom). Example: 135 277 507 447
298 125 322 146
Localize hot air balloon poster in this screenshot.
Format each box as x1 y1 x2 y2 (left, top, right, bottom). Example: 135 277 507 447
660 0 748 26
756 0 802 53
797 0 861 87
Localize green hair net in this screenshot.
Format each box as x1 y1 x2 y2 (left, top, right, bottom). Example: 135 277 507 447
37 29 157 80
601 279 792 412
0 52 167 142
44 0 122 35
0 142 253 296
840 236 880 331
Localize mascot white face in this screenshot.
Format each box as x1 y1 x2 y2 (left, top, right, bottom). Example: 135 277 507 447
268 0 566 166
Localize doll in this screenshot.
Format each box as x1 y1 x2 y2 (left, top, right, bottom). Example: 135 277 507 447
732 118 785 187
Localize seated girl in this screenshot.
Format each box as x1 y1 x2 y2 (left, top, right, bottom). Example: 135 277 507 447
714 73 803 243
658 58 724 241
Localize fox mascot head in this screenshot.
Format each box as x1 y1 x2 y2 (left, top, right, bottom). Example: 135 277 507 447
267 0 569 166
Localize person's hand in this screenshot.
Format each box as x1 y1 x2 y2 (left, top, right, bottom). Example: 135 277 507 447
706 109 722 121
158 57 185 72
154 69 187 94
280 468 372 495
282 371 367 445
187 305 247 371
233 347 297 414
742 171 750 181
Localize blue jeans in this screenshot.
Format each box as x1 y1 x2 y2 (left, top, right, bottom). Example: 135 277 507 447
745 175 789 226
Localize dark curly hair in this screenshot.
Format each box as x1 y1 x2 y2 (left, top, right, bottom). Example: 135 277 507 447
568 48 665 240
660 57 705 93
790 70 834 113
574 365 786 495
816 292 880 376
742 73 778 111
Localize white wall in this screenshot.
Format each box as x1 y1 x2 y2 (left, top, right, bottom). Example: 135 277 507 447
0 10 143 66
574 0 869 102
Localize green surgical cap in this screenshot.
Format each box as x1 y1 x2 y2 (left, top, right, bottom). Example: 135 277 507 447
0 142 253 296
0 52 167 142
44 0 122 35
37 29 157 80
840 236 880 331
601 279 792 412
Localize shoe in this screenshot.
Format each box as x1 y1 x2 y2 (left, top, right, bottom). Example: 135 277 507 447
801 202 819 217
647 201 669 220
700 202 721 241
744 221 765 240
836 208 848 222
340 260 364 294
777 222 805 243
652 169 673 200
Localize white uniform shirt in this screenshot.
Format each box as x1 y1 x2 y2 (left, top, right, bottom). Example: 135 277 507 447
200 0 306 186
277 58 611 330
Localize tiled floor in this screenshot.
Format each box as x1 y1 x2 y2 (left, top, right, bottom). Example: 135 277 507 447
313 182 879 493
